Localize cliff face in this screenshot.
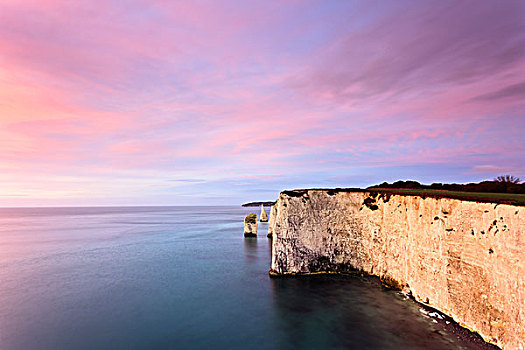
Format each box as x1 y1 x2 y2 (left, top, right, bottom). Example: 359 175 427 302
267 204 278 238
270 189 524 350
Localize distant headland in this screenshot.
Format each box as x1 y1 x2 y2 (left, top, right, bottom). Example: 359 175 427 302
241 201 276 207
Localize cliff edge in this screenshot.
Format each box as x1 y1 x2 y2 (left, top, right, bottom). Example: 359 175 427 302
269 189 524 349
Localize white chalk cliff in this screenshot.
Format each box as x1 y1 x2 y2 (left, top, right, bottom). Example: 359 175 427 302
269 189 524 350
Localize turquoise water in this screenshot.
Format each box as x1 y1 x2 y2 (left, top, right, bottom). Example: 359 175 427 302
0 206 494 349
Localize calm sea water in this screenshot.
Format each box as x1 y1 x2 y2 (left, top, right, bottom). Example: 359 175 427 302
0 206 493 350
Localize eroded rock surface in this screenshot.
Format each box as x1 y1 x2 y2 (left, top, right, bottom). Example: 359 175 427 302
270 189 524 349
260 204 269 222
267 204 277 238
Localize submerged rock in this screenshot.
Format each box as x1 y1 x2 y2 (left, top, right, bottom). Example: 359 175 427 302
260 204 268 222
244 213 257 237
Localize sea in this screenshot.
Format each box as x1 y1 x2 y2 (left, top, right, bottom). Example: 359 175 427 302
0 206 496 350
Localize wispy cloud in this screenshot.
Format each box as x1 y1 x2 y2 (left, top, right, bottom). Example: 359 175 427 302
168 179 207 183
0 0 524 205
470 81 525 102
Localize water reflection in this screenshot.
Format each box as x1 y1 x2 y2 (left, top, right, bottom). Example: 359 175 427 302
243 236 258 263
243 221 273 264
1 206 498 350
270 274 493 350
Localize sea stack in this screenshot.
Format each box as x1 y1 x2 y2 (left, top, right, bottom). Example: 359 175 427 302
244 213 257 237
259 204 268 222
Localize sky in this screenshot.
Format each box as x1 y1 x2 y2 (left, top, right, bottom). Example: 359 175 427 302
0 0 524 206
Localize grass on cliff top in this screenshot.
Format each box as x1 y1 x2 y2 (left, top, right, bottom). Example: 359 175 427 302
244 213 257 224
367 187 525 206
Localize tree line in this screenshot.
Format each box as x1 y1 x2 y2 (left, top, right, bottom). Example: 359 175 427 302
371 175 525 194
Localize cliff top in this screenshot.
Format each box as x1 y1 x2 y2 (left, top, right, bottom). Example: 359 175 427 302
281 187 525 207
368 188 525 207
244 213 257 223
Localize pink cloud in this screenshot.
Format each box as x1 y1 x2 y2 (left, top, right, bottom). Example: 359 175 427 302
0 0 524 205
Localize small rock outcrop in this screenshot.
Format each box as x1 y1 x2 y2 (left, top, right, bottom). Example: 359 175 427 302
244 213 257 237
260 204 268 222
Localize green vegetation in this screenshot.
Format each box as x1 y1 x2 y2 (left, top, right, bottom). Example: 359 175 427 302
495 174 522 184
366 177 525 206
244 213 257 224
367 188 525 206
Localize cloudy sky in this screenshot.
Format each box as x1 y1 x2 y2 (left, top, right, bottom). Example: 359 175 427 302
1 0 524 206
